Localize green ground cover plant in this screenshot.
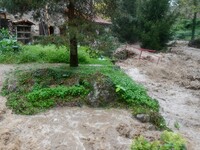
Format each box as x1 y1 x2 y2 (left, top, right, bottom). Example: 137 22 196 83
0 28 21 53
131 131 186 150
2 65 165 129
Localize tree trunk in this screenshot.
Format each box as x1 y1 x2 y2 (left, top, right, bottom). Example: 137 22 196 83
70 36 78 67
191 0 197 41
68 1 78 67
191 12 197 41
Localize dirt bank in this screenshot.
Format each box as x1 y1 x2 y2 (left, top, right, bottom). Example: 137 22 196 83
117 42 200 150
0 64 161 150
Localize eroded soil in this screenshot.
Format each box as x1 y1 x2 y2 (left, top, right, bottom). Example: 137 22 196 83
117 42 200 150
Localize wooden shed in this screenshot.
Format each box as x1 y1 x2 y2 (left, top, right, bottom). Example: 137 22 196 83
13 20 35 44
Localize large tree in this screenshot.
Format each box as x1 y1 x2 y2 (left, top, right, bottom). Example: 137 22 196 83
138 0 176 50
1 0 117 67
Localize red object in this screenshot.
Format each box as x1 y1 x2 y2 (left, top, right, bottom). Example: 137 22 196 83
138 48 156 53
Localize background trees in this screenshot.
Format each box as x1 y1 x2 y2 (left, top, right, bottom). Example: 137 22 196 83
112 0 176 51
1 0 117 67
1 0 198 54
138 0 176 50
112 0 139 43
178 0 200 40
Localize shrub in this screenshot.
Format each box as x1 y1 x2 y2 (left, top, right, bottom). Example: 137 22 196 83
131 131 187 150
0 28 21 53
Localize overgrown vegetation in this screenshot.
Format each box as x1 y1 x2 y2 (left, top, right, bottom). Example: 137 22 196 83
0 28 21 53
0 44 112 65
2 65 165 129
1 0 118 67
172 19 200 40
131 131 186 150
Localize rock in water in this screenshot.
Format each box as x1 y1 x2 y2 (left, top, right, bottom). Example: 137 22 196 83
87 73 117 107
136 114 150 123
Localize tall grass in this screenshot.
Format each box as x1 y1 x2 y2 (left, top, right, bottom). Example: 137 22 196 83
0 44 112 65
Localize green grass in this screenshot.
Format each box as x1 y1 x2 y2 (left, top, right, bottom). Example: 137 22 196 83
0 44 112 65
2 65 166 129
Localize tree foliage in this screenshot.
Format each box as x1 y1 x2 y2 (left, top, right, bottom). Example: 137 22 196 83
139 0 176 50
178 0 200 40
112 0 139 43
1 0 117 66
112 0 176 51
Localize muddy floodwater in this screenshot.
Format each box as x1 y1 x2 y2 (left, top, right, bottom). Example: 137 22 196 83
117 42 200 150
0 64 160 150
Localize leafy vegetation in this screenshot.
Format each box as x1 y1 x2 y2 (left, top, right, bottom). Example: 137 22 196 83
112 0 139 43
172 19 200 40
178 0 200 40
112 0 176 51
2 65 165 128
0 44 112 65
131 131 186 150
1 0 118 67
7 85 89 115
138 0 176 50
0 28 21 53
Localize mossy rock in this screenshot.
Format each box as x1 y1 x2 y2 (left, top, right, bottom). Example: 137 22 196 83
86 72 117 107
188 39 200 48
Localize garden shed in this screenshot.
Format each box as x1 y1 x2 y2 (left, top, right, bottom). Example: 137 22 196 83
13 20 35 44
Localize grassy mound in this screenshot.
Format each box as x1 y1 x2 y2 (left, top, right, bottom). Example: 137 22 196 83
2 65 166 129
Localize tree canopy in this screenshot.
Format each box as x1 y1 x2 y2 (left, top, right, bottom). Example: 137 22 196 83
0 0 117 67
112 0 176 50
112 0 139 43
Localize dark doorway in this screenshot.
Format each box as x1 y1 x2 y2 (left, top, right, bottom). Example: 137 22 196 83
49 26 54 35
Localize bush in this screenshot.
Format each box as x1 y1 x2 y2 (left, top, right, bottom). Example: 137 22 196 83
0 28 21 53
131 131 186 150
